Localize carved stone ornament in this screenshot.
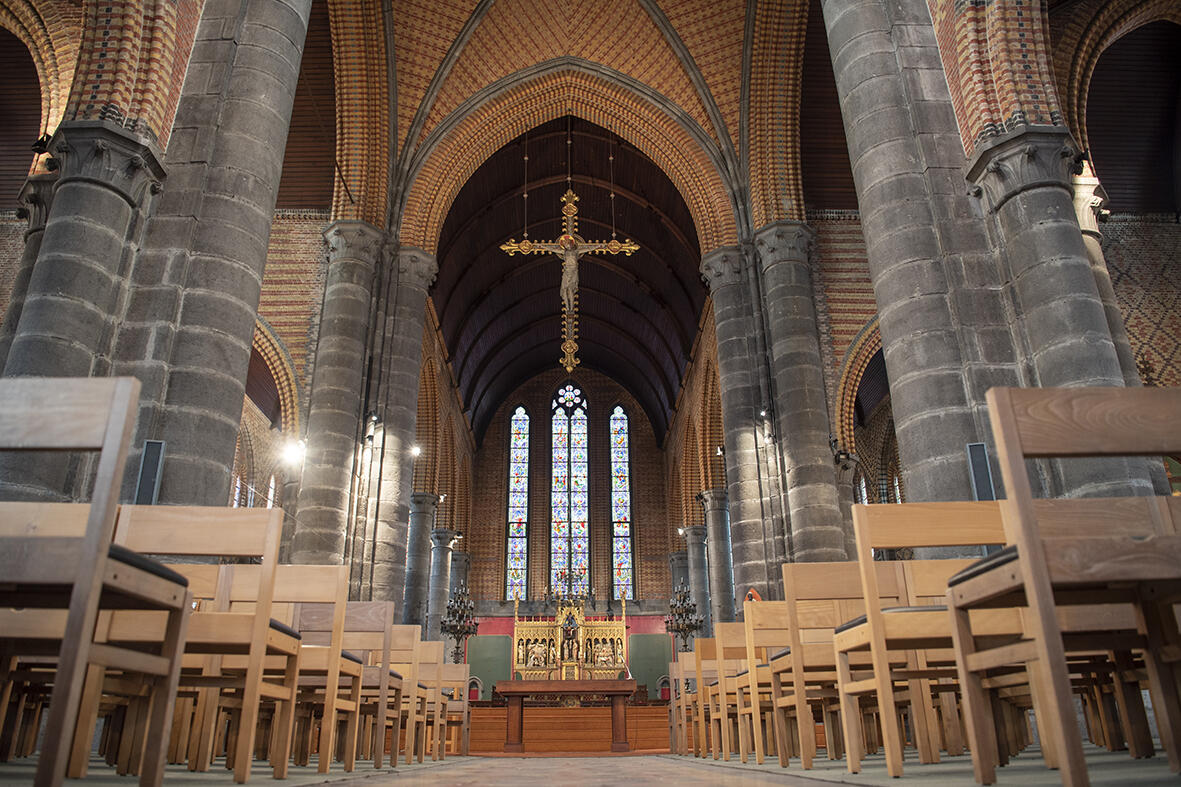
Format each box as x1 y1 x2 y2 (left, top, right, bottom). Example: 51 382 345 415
754 220 816 271
397 247 439 290
965 125 1079 214
324 220 385 265
699 245 749 292
16 173 58 233
49 120 165 207
696 487 728 512
1070 173 1107 237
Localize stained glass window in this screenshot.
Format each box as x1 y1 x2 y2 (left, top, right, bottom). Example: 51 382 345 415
506 406 529 600
610 405 634 599
551 383 589 595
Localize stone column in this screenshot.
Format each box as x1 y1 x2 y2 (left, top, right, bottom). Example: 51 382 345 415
427 527 456 643
968 127 1150 497
755 221 846 562
682 524 712 636
403 491 438 627
667 550 688 594
820 0 1018 504
0 174 56 371
698 489 736 626
450 551 471 595
373 248 437 607
4 123 162 381
291 221 382 566
128 0 313 506
700 247 774 601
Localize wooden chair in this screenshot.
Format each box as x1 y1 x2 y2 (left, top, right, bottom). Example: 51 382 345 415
440 662 470 756
701 622 751 761
668 652 693 755
949 385 1181 786
387 626 425 764
108 504 297 783
0 377 192 787
691 637 720 759
415 640 448 761
331 601 402 769
740 600 793 765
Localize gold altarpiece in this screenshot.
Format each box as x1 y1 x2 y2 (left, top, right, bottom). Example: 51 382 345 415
512 597 628 681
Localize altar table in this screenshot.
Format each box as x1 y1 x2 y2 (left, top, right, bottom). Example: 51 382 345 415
494 679 637 753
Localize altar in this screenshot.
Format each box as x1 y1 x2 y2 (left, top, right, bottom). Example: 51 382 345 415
511 597 629 681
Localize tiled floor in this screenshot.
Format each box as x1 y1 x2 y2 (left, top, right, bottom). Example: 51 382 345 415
1 744 1177 785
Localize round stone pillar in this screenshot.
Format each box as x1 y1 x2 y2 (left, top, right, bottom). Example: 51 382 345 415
427 527 457 644
291 221 382 566
698 488 736 625
682 525 712 636
755 221 846 562
403 492 439 626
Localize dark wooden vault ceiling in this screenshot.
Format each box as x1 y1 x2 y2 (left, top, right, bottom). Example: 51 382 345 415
433 117 705 445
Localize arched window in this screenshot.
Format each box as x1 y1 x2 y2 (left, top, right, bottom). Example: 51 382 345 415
610 405 634 600
551 383 589 595
506 406 529 599
266 475 276 509
853 470 869 504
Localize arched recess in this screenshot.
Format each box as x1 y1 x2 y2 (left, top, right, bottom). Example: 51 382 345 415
456 454 471 535
413 358 439 493
398 61 739 256
834 317 882 456
1053 0 1181 159
439 421 456 528
681 417 703 528
251 318 301 435
700 364 724 490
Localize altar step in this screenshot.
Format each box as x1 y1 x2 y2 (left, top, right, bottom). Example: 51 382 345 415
470 706 671 754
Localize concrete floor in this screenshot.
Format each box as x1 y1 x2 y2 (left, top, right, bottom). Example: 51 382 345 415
0 744 1177 785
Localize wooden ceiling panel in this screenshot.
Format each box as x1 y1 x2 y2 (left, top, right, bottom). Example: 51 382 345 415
276 0 335 210
0 28 42 212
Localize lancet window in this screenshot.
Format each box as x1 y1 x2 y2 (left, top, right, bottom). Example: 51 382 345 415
551 383 589 595
506 405 529 599
610 405 634 599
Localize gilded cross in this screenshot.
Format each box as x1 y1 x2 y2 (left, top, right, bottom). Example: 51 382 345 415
501 189 639 372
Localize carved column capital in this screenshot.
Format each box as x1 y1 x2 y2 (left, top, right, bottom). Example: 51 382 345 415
410 491 441 514
966 125 1080 214
430 527 458 548
699 245 749 292
1070 173 1108 238
50 120 165 207
324 220 385 265
696 488 728 512
397 247 438 290
681 523 707 545
754 220 816 270
15 174 58 235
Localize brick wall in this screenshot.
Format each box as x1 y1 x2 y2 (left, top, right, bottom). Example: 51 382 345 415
0 214 22 315
469 367 669 603
1103 214 1181 388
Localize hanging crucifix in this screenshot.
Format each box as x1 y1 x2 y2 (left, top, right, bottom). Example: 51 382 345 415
500 127 639 372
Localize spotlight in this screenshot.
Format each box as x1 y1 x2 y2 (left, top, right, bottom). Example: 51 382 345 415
677 527 685 536
283 439 306 466
715 445 724 457
410 444 422 457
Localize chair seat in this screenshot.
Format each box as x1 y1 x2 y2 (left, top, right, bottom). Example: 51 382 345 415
947 545 1018 587
770 647 790 660
342 650 363 664
108 543 189 587
269 618 302 639
835 605 949 634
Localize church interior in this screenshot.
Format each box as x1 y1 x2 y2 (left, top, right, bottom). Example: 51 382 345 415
0 0 1179 783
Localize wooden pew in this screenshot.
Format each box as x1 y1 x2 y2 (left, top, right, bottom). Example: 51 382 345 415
0 377 192 787
950 386 1181 786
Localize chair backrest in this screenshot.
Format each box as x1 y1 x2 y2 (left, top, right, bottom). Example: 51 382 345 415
0 377 139 585
988 386 1181 578
742 599 790 668
388 624 423 708
693 636 719 692
782 561 901 668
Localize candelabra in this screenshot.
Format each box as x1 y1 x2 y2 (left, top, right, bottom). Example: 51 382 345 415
542 568 593 607
664 580 704 652
440 583 479 663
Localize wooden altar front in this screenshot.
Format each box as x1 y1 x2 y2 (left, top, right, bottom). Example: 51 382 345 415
495 679 637 752
511 597 628 681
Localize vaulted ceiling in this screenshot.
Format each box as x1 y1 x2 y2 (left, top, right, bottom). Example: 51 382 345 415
432 117 705 444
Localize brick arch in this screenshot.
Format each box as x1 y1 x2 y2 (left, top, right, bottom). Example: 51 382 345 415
1052 0 1181 159
747 0 809 228
457 454 471 535
700 362 724 490
834 317 881 456
328 0 388 224
0 1 81 158
439 421 456 527
398 62 739 256
681 416 703 528
414 358 440 493
251 318 300 435
63 0 201 148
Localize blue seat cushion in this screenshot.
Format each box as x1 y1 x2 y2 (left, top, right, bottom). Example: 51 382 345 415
834 606 949 634
770 647 790 661
389 669 403 679
108 544 189 587
342 650 363 664
268 619 302 640
947 545 1019 587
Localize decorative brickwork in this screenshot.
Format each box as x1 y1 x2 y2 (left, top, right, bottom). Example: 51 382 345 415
656 0 745 153
400 66 737 255
0 214 21 311
419 0 718 151
251 317 301 436
835 319 882 458
391 0 471 155
64 0 202 148
0 0 82 173
927 0 1065 156
468 367 669 603
329 0 389 224
853 396 895 504
1103 215 1181 389
748 0 808 228
258 210 330 391
1048 0 1181 157
232 396 287 509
